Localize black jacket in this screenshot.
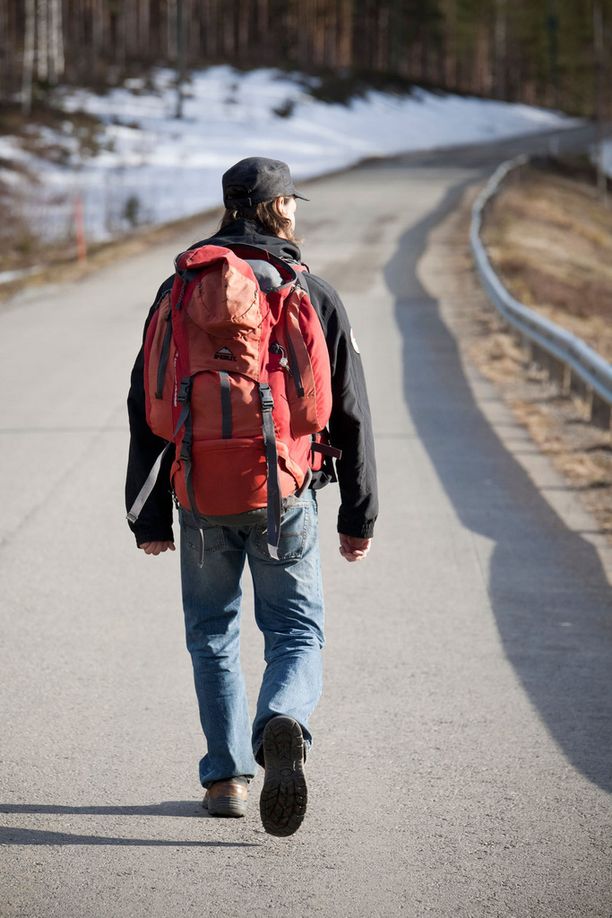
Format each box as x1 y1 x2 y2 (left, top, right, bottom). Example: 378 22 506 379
125 219 378 543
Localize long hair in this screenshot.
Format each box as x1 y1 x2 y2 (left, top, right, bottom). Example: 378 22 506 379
219 197 299 242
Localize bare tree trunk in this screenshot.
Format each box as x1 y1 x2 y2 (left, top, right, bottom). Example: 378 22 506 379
546 0 559 108
124 1 137 58
139 0 150 59
325 0 337 68
22 0 36 114
338 0 352 68
593 0 608 205
296 0 310 65
494 0 507 98
48 0 64 84
36 0 48 81
204 0 217 59
237 0 249 56
92 0 104 67
222 0 235 57
313 0 325 66
0 0 8 99
176 0 186 117
257 0 268 46
186 0 199 62
114 4 126 70
477 23 492 94
167 0 177 59
376 5 389 71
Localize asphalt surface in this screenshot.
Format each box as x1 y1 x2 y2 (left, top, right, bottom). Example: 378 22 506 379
1 126 611 918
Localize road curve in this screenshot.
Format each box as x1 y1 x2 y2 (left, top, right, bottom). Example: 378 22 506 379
0 126 610 918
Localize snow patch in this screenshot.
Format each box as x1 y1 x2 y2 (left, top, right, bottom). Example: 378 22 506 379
1 66 579 245
599 138 612 179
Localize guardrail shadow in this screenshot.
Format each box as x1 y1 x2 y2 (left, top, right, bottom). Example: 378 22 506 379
384 177 612 793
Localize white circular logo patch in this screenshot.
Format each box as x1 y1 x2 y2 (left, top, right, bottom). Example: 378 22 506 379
350 328 360 354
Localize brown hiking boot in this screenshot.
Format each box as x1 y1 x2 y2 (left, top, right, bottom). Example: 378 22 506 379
259 715 307 837
203 776 249 817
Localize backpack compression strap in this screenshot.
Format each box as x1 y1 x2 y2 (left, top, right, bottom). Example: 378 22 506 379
259 383 282 559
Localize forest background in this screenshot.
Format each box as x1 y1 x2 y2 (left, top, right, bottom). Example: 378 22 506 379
3 0 611 119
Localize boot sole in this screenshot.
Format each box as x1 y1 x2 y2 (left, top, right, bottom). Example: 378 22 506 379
259 715 307 837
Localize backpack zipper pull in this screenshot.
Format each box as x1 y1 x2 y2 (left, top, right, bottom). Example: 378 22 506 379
270 341 290 371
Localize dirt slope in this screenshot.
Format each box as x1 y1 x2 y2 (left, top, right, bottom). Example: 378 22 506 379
482 161 612 361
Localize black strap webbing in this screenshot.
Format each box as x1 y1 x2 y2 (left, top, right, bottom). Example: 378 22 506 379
182 414 200 519
155 313 173 399
219 372 232 439
312 441 342 460
259 383 282 558
174 383 205 569
285 331 304 397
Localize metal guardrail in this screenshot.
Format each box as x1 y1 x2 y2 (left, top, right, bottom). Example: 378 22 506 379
470 155 612 429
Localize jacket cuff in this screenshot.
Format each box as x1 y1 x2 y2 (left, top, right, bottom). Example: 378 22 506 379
337 514 376 539
132 525 175 547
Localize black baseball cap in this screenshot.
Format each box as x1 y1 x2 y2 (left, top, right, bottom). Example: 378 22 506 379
222 157 309 208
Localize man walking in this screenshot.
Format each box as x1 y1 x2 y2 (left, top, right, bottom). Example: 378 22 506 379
125 157 377 836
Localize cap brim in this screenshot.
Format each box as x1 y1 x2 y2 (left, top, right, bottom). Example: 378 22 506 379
294 192 309 201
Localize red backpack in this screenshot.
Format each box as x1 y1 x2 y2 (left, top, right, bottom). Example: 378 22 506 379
127 242 339 561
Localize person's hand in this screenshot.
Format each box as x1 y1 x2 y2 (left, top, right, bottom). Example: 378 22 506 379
138 541 175 555
339 534 372 562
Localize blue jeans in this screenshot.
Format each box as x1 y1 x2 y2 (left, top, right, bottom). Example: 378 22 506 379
179 489 325 788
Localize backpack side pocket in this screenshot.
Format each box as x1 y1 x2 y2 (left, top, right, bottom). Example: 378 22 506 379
143 291 175 441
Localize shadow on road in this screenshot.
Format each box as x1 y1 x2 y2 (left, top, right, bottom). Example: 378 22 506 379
0 825 257 847
0 801 203 818
0 801 261 846
384 175 612 792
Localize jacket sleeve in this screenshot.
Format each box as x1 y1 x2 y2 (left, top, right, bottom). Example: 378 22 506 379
125 280 175 546
305 273 378 539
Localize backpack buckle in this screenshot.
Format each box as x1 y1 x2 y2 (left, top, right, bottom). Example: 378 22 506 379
258 383 274 412
178 377 192 404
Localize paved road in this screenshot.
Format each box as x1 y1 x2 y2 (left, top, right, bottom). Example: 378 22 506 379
1 127 611 918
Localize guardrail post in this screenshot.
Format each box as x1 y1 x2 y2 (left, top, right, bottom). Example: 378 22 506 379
549 354 569 394
561 364 572 397
531 342 547 376
591 392 611 430
570 373 590 402
521 335 532 366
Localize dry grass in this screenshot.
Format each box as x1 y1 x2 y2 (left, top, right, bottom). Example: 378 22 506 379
482 162 612 358
471 330 612 540
0 201 221 303
0 102 111 277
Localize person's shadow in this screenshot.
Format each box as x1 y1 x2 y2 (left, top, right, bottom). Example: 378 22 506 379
0 802 259 847
383 172 612 792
